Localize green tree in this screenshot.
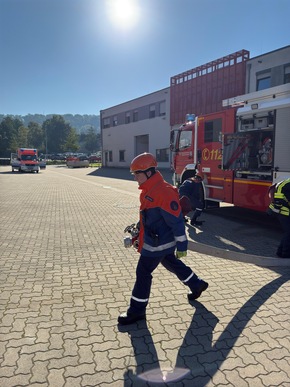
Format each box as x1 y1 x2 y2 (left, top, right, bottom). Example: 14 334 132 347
42 115 71 154
64 128 79 153
27 122 45 151
18 125 29 147
84 127 100 153
0 116 23 157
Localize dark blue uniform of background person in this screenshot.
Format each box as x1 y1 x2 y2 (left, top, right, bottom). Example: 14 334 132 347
268 178 290 258
179 176 204 226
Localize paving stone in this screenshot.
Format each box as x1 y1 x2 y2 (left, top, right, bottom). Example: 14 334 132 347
0 165 289 386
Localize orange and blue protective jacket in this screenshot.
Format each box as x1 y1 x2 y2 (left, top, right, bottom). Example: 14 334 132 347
137 171 188 257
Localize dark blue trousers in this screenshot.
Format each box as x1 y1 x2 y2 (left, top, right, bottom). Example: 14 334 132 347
128 253 202 314
277 214 290 258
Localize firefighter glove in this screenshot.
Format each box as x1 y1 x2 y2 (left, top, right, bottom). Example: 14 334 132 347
176 251 187 259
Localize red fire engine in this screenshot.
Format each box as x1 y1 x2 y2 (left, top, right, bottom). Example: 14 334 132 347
170 84 290 212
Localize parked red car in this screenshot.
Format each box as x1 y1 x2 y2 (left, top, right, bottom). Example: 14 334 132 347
89 154 101 162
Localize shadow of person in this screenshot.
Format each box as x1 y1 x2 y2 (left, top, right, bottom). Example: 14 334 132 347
118 305 219 386
174 301 219 384
118 320 162 386
118 273 289 386
175 274 290 386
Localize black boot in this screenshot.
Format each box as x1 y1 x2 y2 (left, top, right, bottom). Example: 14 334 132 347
188 280 208 300
190 218 203 226
118 311 146 325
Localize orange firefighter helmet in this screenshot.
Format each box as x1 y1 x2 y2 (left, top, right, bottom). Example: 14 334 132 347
130 153 157 173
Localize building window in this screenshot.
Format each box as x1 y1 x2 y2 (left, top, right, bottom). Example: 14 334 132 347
113 116 118 126
149 104 156 118
125 112 131 124
256 70 271 91
119 150 125 162
204 118 222 142
109 151 113 162
156 148 169 162
284 65 290 84
103 117 110 128
159 101 166 116
133 110 138 122
257 77 271 91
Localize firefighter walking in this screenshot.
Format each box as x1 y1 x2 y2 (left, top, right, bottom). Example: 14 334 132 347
118 153 208 325
268 178 290 258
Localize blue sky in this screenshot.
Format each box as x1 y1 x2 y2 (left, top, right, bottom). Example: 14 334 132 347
0 0 289 116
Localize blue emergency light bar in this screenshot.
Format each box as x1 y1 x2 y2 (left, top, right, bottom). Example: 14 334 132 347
186 114 195 122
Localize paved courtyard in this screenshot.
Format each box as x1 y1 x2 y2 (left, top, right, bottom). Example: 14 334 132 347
0 165 289 386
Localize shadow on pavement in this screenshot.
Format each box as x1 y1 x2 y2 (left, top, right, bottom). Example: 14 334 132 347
187 206 282 258
88 167 173 183
88 167 132 181
118 272 290 386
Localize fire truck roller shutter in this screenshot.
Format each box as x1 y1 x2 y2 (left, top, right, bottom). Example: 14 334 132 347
274 106 290 172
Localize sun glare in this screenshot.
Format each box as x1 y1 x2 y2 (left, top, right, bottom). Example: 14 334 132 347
106 0 140 30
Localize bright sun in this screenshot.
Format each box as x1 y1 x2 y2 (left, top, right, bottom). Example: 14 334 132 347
106 0 140 30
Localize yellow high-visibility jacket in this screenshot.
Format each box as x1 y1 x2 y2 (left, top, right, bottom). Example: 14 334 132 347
269 178 290 216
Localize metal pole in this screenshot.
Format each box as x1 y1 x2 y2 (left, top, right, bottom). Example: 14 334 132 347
45 127 47 159
193 115 198 166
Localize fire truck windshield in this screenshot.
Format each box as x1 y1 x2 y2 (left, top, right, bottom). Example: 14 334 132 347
179 129 192 149
21 155 37 161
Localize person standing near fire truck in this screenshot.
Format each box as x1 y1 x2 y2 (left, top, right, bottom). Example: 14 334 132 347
118 153 208 325
268 178 290 258
179 175 204 226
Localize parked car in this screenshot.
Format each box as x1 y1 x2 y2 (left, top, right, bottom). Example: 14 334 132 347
66 155 89 168
51 154 66 161
38 158 46 169
89 154 102 162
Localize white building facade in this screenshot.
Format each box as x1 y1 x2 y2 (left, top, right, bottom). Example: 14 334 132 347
100 87 170 169
246 45 290 93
